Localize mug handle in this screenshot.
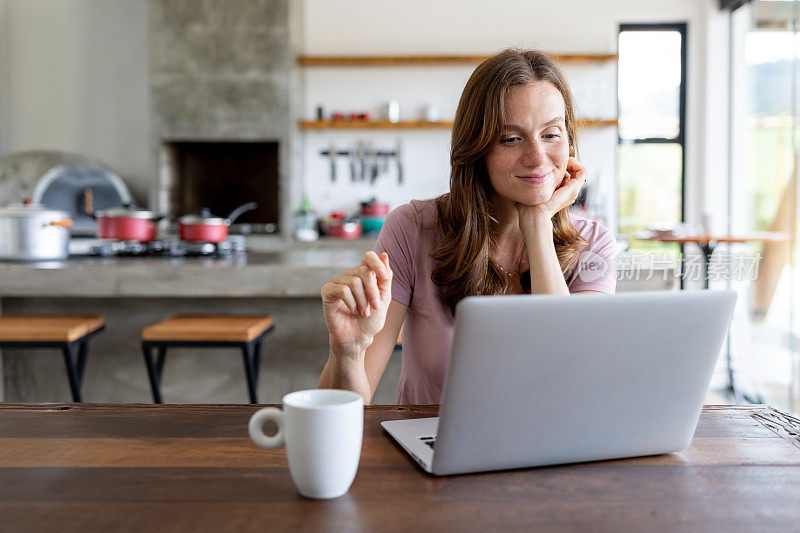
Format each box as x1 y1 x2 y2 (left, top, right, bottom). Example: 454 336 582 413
248 407 285 449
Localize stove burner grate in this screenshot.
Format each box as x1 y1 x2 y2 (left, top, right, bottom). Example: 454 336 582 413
88 236 246 257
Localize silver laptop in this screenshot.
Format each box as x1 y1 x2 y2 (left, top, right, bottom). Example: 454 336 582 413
382 290 737 476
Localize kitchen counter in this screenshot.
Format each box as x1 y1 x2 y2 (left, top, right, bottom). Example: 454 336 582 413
0 235 380 298
0 250 370 298
0 237 676 298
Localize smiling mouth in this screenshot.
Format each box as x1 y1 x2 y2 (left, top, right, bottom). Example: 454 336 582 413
517 171 550 184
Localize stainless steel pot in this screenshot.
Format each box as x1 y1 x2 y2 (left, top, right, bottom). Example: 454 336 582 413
0 204 72 260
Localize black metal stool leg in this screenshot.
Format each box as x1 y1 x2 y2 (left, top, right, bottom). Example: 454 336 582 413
253 340 262 376
76 340 88 383
61 344 83 403
142 344 163 404
156 346 167 382
241 343 258 404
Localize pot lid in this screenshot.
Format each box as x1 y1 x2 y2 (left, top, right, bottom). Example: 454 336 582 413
179 207 226 225
0 203 70 217
97 206 154 218
179 214 226 225
32 165 132 235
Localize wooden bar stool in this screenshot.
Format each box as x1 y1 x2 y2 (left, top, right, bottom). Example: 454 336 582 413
141 315 275 404
0 315 105 402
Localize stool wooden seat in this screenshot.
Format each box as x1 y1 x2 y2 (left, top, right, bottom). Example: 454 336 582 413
0 315 105 402
143 315 275 342
141 315 275 404
0 315 105 342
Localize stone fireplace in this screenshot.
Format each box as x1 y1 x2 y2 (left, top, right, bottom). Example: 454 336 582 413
148 0 302 235
162 141 280 230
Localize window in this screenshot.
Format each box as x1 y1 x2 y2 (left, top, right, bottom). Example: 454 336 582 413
728 0 800 413
617 23 687 251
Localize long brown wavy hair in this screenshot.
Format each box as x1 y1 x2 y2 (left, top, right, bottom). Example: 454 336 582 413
431 49 587 313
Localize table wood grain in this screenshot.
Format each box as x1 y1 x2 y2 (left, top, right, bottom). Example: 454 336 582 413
1 404 799 532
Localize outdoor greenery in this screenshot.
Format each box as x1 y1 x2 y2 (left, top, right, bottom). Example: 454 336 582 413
618 143 683 254
748 124 794 232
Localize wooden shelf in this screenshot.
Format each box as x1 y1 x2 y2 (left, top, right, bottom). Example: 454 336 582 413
300 119 617 130
300 120 451 129
299 54 618 66
576 119 619 128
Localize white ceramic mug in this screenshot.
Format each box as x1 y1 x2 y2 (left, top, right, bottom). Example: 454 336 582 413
248 389 364 499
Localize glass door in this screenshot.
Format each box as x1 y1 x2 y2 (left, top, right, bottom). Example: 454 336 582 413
730 0 799 413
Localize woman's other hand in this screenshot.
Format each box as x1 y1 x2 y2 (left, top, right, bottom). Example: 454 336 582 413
321 251 393 357
517 156 587 231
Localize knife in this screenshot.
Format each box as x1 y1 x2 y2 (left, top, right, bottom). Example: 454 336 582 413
328 143 337 183
396 140 404 185
359 141 367 182
351 143 359 182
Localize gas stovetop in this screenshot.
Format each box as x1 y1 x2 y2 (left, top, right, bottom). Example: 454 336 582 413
86 236 246 257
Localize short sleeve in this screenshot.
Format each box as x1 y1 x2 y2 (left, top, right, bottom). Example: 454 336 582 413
374 202 420 306
567 219 618 294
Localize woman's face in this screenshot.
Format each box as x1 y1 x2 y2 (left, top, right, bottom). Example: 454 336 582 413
485 81 570 206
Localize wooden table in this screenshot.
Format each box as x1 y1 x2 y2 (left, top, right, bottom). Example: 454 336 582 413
1 404 799 532
637 231 791 290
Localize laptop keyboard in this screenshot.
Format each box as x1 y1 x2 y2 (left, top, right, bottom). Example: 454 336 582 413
419 436 436 449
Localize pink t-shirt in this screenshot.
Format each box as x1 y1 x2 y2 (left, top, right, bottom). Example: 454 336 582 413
374 198 617 404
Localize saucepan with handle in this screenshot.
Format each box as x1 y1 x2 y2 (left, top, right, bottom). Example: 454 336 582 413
95 204 168 242
178 202 257 243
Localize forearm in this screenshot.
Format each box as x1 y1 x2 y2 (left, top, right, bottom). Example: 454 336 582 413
524 217 570 295
318 343 373 403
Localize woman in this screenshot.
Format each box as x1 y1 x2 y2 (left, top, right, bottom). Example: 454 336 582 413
318 49 617 404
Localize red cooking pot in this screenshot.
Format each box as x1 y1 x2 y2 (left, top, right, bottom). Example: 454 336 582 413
178 202 257 243
360 198 390 217
323 211 362 239
96 205 165 242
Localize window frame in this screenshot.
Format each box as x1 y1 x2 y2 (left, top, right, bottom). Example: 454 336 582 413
617 22 688 223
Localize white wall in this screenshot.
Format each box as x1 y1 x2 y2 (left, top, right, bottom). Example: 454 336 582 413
0 0 150 202
301 0 730 234
0 0 731 231
301 62 619 228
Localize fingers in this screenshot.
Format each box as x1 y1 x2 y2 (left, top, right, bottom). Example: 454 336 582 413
566 157 588 183
559 157 588 201
361 251 390 281
341 254 385 315
334 273 372 315
376 252 393 300
361 251 393 303
322 252 394 318
321 281 358 315
545 168 586 215
355 272 380 314
324 272 374 317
